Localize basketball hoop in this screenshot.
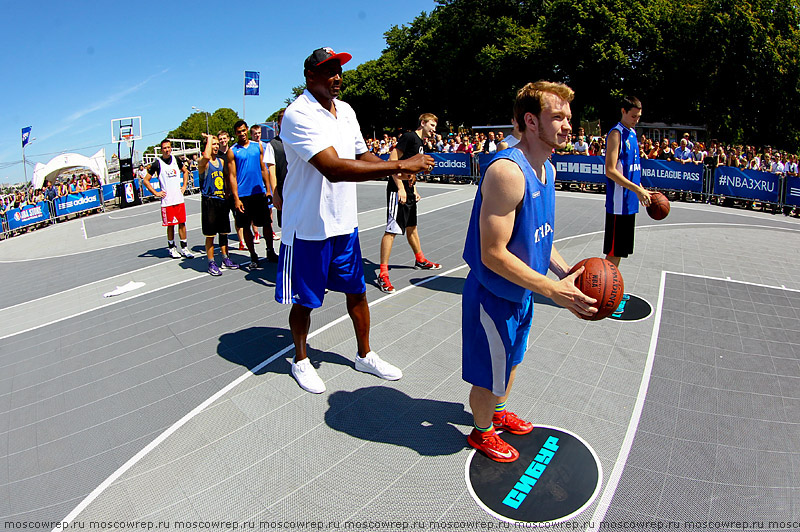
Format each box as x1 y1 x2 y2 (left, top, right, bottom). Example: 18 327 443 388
122 134 134 151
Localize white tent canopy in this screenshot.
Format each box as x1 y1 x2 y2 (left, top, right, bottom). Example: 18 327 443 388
32 149 108 189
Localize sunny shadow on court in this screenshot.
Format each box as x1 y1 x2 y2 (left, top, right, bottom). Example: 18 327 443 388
325 386 472 456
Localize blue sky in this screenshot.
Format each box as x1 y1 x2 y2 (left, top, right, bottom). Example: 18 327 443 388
1 0 436 184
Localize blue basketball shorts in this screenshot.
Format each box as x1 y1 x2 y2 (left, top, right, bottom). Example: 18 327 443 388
275 228 366 308
462 272 534 397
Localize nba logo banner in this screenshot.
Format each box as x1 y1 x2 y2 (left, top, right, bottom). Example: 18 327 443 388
244 71 260 96
21 126 32 148
125 183 134 203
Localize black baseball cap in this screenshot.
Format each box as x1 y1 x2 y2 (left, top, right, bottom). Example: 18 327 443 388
304 47 352 71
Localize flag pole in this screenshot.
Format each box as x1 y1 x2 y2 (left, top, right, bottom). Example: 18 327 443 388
243 71 246 123
22 144 27 185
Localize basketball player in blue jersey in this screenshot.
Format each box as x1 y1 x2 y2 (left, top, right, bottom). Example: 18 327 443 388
604 96 652 268
462 81 597 462
198 134 238 276
227 120 270 269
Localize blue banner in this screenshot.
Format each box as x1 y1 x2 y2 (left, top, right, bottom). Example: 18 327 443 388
22 126 32 148
7 202 51 230
101 184 118 202
141 178 162 198
244 71 259 95
641 159 703 192
783 176 800 207
476 153 495 177
552 154 606 184
54 189 102 216
430 153 470 176
713 166 780 203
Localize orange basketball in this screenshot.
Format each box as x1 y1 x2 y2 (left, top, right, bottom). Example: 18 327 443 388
646 192 670 220
569 258 625 321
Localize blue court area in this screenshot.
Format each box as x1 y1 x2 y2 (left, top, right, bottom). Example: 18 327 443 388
1 181 799 531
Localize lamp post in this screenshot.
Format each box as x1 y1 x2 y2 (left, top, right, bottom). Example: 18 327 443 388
192 106 210 135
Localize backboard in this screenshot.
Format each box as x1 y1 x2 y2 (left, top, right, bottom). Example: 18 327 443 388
111 116 142 144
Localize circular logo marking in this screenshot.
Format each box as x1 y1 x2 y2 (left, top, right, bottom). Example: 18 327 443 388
465 426 601 525
608 293 652 322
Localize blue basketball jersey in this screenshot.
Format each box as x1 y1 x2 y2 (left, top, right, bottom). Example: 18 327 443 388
605 122 641 215
463 148 556 303
231 141 265 197
200 157 226 199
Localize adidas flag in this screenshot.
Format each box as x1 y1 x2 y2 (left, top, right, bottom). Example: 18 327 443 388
22 126 32 148
244 71 260 96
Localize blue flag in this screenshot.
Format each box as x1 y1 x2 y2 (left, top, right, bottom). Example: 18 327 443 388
22 126 31 148
244 71 260 96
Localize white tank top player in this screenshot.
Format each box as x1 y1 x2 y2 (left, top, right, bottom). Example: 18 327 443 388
153 156 185 207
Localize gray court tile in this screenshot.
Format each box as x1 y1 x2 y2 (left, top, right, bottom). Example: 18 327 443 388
668 439 716 482
656 474 713 521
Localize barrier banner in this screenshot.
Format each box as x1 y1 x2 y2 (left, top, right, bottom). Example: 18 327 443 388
6 202 51 230
54 189 102 216
101 184 118 202
713 166 780 203
430 153 471 176
552 154 606 184
641 159 703 192
476 153 495 177
141 178 162 198
784 176 800 207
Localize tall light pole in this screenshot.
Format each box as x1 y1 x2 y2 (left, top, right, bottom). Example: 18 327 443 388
192 106 209 135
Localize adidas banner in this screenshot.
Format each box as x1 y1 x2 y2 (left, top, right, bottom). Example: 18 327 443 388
429 153 471 176
244 71 260 96
54 189 101 217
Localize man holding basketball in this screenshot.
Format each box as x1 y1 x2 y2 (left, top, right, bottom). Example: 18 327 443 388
462 81 596 462
604 96 652 268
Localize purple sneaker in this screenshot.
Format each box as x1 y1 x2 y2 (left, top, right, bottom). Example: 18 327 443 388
207 260 222 276
221 257 239 270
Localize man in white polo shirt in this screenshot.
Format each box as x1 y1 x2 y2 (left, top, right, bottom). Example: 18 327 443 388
276 47 434 393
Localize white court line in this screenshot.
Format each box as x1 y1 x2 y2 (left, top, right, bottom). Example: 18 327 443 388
587 270 800 529
1 274 205 343
53 264 468 530
81 219 87 240
586 270 666 531
107 208 160 220
46 219 800 528
48 225 631 528
0 186 469 263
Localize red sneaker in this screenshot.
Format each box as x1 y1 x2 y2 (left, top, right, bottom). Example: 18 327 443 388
468 429 519 463
493 411 533 435
378 273 395 293
238 241 246 250
414 259 441 270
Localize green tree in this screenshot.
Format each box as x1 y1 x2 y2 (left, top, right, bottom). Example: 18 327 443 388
169 107 241 141
298 0 800 150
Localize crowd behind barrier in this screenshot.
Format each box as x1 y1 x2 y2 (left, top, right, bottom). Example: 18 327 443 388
0 170 201 239
3 129 799 239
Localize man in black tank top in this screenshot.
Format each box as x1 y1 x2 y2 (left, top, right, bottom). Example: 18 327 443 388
377 113 442 293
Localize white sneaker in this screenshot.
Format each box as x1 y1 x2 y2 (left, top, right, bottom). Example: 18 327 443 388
168 247 181 259
180 247 195 259
354 351 403 381
291 358 326 394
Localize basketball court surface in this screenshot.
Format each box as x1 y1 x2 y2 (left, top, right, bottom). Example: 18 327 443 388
2 183 799 530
